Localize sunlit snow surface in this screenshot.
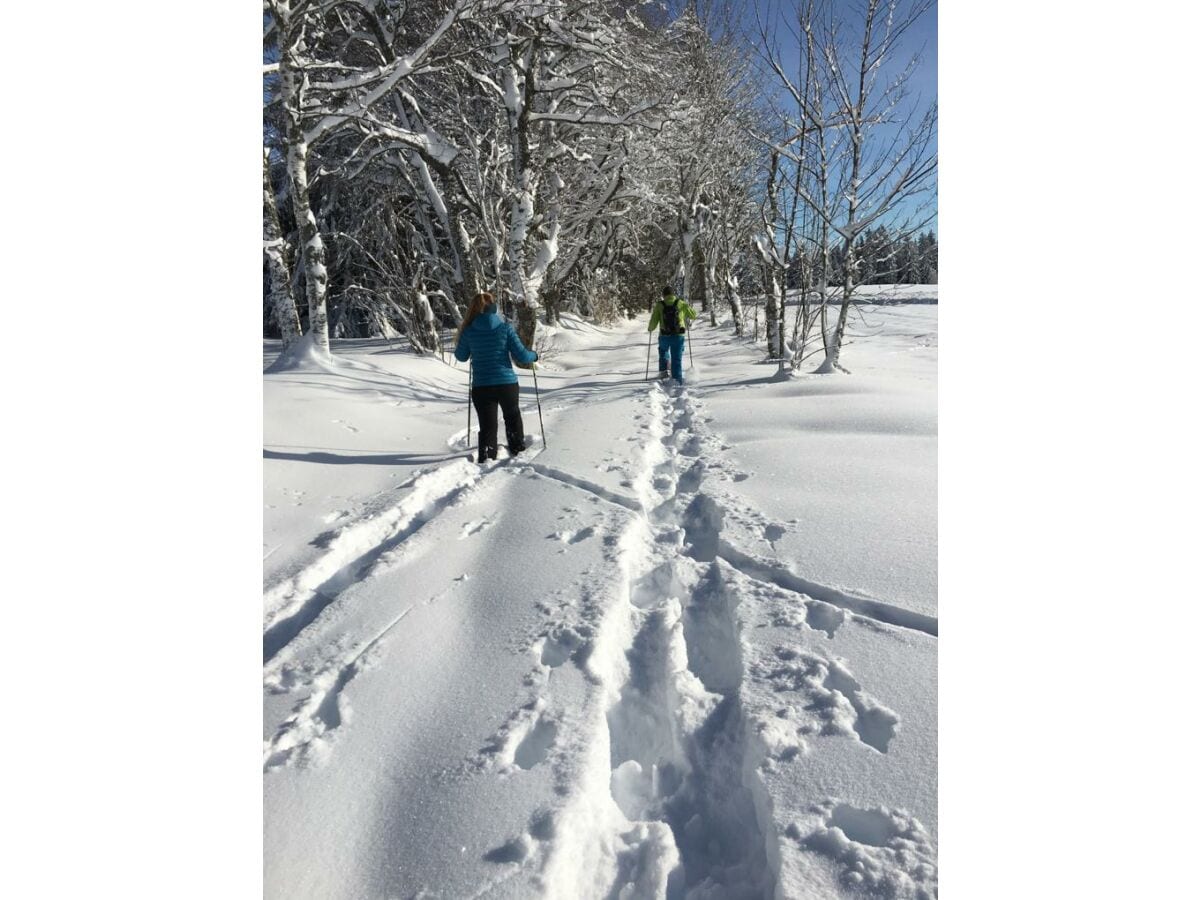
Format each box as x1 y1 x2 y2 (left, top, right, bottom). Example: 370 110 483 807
264 293 937 899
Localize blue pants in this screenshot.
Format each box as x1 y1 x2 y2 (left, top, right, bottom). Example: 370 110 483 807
658 334 685 382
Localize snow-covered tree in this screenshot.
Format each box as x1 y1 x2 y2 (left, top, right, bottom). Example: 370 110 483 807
638 9 763 336
752 0 936 373
459 1 670 345
811 0 937 372
261 0 931 370
263 148 301 348
264 0 489 360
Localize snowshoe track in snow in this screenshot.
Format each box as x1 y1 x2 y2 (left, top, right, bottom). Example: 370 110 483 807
754 647 900 755
568 383 777 899
549 380 934 897
265 342 935 896
473 698 562 776
263 604 413 771
790 801 938 899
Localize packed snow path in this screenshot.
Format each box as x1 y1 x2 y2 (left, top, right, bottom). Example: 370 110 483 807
264 308 938 899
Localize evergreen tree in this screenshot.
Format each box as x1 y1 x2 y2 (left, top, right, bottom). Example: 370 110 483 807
917 230 938 283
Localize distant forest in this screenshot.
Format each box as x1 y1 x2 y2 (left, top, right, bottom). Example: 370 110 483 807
778 228 938 291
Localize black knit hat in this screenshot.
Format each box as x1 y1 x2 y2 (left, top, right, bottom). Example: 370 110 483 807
662 286 672 296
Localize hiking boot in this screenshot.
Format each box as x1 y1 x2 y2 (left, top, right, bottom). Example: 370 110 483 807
477 433 497 463
506 427 528 457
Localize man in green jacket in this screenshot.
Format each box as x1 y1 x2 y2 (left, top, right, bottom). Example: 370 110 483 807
648 286 698 383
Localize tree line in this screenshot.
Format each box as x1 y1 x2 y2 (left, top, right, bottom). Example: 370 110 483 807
772 228 937 292
263 0 936 373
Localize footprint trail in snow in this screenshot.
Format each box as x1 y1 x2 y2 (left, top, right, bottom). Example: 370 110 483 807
264 334 936 899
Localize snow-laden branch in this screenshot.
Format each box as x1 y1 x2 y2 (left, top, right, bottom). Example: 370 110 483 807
303 0 483 144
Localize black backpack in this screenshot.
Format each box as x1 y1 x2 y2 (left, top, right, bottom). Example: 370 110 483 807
660 299 684 335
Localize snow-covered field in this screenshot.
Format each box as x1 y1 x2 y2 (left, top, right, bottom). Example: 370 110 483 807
832 284 937 303
767 285 938 306
263 303 937 899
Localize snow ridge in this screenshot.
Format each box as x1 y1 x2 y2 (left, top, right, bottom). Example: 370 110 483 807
264 313 937 898
546 377 937 899
617 385 777 898
662 388 938 898
540 383 777 898
263 604 413 771
716 543 939 637
262 459 481 664
525 462 642 512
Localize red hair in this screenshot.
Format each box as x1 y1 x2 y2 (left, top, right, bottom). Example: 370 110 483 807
455 292 495 341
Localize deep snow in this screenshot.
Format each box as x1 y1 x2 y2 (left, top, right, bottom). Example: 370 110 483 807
264 299 938 899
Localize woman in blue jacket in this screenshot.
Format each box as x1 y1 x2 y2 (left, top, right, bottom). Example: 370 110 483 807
453 292 539 462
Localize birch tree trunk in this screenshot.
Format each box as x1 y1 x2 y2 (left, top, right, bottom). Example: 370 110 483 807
778 276 788 365
448 195 480 308
279 22 330 358
816 236 854 374
816 127 833 368
693 240 711 321
502 41 542 348
812 0 936 372
508 170 539 346
412 290 438 354
681 217 697 310
263 148 301 348
702 241 719 326
725 264 743 336
525 168 562 333
754 238 781 358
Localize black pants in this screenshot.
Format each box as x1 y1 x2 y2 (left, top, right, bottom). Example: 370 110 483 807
471 382 525 460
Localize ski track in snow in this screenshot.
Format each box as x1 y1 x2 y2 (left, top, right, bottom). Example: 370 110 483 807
262 460 483 664
525 462 642 512
263 604 413 771
265 339 937 897
262 449 551 777
263 447 553 755
716 543 938 637
262 448 548 667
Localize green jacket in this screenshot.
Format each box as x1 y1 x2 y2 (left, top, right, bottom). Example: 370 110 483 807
648 295 698 334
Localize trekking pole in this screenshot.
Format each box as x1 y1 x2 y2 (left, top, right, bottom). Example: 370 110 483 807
688 326 694 370
645 330 653 380
466 361 473 456
532 365 546 449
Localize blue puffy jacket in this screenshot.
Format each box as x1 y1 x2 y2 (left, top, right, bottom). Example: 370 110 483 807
453 304 538 386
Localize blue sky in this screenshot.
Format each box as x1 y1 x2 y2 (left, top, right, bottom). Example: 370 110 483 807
870 2 937 232
890 4 938 116
735 0 938 234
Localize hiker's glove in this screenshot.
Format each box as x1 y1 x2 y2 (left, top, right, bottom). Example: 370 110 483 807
529 362 539 371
